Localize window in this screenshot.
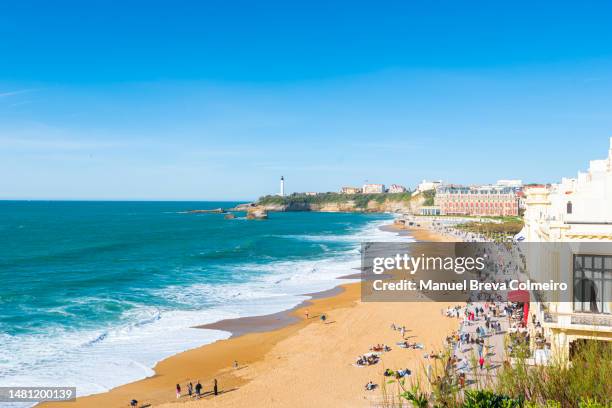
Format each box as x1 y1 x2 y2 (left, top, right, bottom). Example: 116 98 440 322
573 255 612 314
567 201 572 214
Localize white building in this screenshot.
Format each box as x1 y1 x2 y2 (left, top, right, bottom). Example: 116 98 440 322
524 139 612 239
522 137 612 361
279 176 285 197
497 179 523 188
362 183 385 194
416 180 442 193
388 184 407 193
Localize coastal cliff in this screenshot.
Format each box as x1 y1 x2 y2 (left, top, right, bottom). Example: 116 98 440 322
249 192 428 214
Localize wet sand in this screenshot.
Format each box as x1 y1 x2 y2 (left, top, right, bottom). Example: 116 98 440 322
40 223 459 408
198 285 345 337
381 222 456 242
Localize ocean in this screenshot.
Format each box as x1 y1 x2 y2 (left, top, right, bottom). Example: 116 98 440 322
0 201 405 401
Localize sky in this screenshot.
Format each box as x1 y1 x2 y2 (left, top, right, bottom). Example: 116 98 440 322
2 1 612 200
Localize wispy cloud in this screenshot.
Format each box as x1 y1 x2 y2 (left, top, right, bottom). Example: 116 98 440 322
0 89 35 98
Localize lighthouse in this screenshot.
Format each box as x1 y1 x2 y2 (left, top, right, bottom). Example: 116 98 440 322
280 176 285 197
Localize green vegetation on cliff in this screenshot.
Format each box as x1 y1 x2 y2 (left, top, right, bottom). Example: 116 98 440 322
257 192 412 209
421 190 435 206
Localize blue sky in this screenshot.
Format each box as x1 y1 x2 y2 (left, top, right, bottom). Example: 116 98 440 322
2 1 612 200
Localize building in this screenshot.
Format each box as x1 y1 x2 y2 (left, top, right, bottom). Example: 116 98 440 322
496 179 523 189
434 185 519 216
522 137 612 361
340 186 362 194
416 180 442 193
279 176 285 197
524 138 612 239
420 206 441 216
516 190 526 211
388 184 407 193
303 192 318 196
362 183 385 194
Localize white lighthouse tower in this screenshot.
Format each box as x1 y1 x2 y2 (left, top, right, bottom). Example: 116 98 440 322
280 176 285 197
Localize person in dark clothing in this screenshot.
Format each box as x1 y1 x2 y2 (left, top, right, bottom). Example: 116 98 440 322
195 381 202 398
213 378 218 396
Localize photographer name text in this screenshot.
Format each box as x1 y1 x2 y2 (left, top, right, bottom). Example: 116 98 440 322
371 279 568 292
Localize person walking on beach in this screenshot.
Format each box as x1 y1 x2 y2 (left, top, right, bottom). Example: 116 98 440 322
175 384 181 399
195 381 202 398
187 382 193 397
305 310 309 319
213 378 218 396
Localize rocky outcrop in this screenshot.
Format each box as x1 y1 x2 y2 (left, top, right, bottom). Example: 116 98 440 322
232 203 255 212
188 208 225 213
246 206 268 220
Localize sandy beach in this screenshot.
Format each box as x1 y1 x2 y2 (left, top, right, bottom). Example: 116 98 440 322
41 226 458 408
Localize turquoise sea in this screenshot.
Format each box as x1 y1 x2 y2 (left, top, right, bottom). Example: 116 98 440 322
0 201 402 399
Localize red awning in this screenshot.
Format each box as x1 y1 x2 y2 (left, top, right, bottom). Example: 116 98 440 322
508 289 530 303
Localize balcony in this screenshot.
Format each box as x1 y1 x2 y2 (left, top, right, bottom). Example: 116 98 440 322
571 314 612 327
543 311 612 329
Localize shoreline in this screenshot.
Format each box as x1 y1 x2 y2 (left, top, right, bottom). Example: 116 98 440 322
40 221 456 408
197 284 346 338
40 283 365 408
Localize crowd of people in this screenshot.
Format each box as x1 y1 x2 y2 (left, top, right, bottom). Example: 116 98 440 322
437 295 539 393
179 379 219 399
360 321 422 392
129 378 221 407
356 353 380 366
429 219 491 243
370 343 392 352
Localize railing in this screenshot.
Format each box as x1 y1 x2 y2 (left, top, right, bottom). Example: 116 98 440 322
543 312 612 327
571 314 612 327
543 312 558 323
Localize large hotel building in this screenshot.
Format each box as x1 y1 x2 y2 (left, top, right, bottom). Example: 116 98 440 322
435 185 520 217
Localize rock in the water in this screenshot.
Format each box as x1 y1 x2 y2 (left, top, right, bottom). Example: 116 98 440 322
224 213 236 219
246 207 268 220
188 208 224 214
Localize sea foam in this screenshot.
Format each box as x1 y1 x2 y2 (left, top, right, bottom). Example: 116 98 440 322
0 216 410 407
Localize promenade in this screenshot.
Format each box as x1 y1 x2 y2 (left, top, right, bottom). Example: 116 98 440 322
452 302 510 391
